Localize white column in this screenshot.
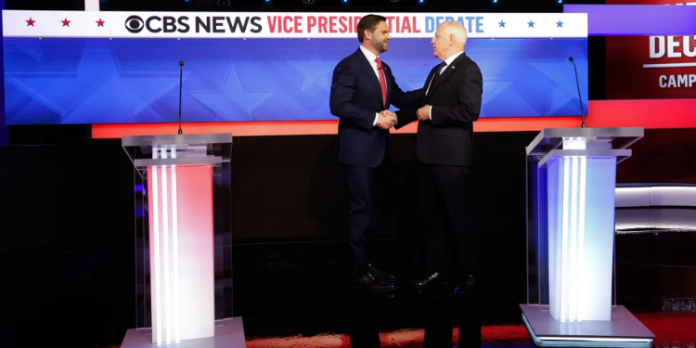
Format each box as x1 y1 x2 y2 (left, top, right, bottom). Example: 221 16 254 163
151 147 163 343
548 137 616 322
149 146 184 345
148 147 215 344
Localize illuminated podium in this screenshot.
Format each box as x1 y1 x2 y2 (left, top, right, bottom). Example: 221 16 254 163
119 134 245 348
522 128 655 347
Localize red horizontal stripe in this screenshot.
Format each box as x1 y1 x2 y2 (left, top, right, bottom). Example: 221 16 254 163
586 99 696 129
92 117 582 138
91 99 696 139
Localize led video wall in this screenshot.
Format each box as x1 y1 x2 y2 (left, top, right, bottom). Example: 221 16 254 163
3 11 589 125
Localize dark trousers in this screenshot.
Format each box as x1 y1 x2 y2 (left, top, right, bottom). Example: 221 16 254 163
346 165 386 274
419 164 478 275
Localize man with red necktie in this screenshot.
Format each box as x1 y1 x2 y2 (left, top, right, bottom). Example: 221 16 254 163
330 14 423 292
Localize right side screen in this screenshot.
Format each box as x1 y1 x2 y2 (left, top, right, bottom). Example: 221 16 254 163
606 0 696 99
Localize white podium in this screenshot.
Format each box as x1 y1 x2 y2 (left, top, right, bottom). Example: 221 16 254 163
522 128 655 347
119 134 245 348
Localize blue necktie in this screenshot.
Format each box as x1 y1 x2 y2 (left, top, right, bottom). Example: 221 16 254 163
436 61 447 75
428 62 447 93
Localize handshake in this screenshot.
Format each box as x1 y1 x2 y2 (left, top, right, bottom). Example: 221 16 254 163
376 105 433 130
376 110 398 130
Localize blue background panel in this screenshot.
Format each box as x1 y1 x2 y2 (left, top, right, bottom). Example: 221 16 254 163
3 38 587 125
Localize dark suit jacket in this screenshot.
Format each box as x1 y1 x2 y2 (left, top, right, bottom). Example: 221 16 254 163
330 48 424 168
395 52 483 166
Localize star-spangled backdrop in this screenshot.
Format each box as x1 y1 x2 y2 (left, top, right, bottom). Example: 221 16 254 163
3 37 588 124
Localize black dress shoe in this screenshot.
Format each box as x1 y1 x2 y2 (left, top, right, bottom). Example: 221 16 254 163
353 272 399 292
368 263 398 283
410 272 449 289
453 274 478 297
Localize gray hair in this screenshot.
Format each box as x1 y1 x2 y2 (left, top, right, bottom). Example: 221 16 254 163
440 21 468 44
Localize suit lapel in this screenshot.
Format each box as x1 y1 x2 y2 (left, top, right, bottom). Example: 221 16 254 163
427 53 468 98
355 49 385 107
424 66 439 101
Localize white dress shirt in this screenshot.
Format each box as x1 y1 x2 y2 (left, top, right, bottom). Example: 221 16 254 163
427 50 465 120
359 45 386 127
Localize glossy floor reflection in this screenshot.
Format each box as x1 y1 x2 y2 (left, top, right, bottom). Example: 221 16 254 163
232 232 696 348
244 313 695 348
346 286 482 348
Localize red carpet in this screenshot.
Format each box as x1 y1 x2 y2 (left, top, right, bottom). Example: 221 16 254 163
242 312 696 348
97 312 696 348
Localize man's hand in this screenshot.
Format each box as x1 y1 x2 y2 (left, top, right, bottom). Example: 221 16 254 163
417 105 432 121
377 110 397 129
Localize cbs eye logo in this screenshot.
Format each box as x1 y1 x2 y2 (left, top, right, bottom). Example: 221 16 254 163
125 15 144 33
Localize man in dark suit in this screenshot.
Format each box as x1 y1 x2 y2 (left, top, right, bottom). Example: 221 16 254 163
330 14 423 292
394 21 483 294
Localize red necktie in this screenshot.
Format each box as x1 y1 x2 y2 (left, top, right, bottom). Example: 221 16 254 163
375 57 387 109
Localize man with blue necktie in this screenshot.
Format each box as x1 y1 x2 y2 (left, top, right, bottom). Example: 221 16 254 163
394 21 483 296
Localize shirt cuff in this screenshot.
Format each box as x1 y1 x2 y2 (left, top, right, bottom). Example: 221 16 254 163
373 113 379 126
428 106 432 120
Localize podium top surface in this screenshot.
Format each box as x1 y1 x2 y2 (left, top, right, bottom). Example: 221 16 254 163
122 133 232 147
121 133 233 170
526 127 643 156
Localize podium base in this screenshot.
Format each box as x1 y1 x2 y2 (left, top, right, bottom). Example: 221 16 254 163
520 305 654 347
121 317 246 348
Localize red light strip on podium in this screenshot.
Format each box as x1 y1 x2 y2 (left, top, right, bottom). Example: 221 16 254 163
147 146 215 344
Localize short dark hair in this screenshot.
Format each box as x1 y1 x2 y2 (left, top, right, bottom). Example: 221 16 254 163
357 15 387 43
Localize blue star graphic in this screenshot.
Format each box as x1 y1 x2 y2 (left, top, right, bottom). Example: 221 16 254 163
528 20 535 28
556 20 564 28
4 39 187 124
498 20 506 28
286 60 333 91
191 62 274 121
528 59 588 116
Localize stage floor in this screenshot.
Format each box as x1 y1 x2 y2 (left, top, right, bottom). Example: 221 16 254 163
2 233 694 348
